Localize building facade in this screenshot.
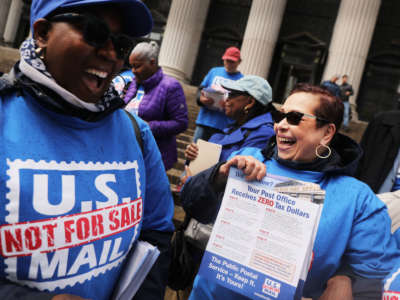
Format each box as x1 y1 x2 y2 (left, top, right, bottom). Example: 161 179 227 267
1 0 399 121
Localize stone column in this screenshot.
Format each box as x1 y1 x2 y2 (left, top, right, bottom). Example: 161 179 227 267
239 0 287 78
159 0 210 83
3 0 23 44
0 0 11 38
322 0 381 121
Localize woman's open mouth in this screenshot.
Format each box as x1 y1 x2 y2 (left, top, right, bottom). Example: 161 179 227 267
278 137 296 145
277 136 296 151
83 68 109 94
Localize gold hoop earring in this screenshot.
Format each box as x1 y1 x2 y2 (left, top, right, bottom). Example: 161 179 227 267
315 144 331 159
243 106 250 114
35 47 45 60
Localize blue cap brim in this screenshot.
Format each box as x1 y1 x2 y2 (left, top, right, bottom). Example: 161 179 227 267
31 0 153 37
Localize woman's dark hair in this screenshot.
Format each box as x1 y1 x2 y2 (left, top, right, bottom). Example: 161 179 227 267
290 83 343 130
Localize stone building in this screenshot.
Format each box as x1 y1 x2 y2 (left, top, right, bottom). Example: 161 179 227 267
1 0 399 121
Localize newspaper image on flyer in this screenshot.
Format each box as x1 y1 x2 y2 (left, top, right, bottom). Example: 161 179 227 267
198 167 325 300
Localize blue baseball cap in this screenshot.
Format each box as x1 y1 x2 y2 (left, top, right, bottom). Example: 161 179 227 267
222 75 273 106
30 0 153 37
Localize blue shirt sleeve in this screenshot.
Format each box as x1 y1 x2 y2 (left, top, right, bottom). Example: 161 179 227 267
346 186 399 278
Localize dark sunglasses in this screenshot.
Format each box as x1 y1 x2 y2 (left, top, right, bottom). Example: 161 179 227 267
48 13 133 60
271 110 330 126
226 91 249 99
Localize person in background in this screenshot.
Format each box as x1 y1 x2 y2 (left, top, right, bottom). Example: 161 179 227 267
181 84 399 300
340 74 354 131
193 46 243 142
357 110 400 194
0 1 175 299
185 75 275 164
321 74 341 99
124 41 188 170
357 110 400 247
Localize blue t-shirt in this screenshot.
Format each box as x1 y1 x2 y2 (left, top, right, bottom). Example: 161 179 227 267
0 90 174 299
196 67 243 130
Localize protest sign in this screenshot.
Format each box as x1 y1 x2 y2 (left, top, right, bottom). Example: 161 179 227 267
198 168 324 300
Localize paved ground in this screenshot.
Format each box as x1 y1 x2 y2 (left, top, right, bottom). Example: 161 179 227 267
339 120 367 143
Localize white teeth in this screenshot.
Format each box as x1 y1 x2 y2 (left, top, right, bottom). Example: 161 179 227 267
86 68 108 79
279 137 293 143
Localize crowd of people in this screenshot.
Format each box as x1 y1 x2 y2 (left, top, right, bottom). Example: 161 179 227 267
0 0 399 300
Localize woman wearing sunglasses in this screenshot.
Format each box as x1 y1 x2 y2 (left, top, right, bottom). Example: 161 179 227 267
181 83 399 299
0 1 175 300
184 75 275 166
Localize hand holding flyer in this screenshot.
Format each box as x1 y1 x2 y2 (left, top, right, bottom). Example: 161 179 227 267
202 84 227 112
198 168 324 300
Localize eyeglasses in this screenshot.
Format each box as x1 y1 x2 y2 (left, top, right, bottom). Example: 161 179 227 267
48 13 133 60
271 110 330 126
226 91 249 99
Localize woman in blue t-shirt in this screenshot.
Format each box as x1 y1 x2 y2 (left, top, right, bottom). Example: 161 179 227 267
0 1 174 299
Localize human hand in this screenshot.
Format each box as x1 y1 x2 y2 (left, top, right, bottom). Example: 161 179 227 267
52 294 89 300
318 275 352 300
199 91 214 106
185 143 199 161
180 165 193 186
218 155 266 182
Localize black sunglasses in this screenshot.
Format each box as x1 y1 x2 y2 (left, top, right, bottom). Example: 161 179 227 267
227 91 249 99
48 13 133 60
271 110 330 126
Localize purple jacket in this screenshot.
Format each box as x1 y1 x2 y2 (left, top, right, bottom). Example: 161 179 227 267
124 68 188 170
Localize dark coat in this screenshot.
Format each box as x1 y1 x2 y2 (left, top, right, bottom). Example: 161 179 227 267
356 110 400 193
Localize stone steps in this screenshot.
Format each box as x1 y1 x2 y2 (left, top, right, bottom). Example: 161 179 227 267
167 83 199 227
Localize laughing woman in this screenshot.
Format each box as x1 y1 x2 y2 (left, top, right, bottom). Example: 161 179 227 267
0 1 175 300
181 84 400 299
